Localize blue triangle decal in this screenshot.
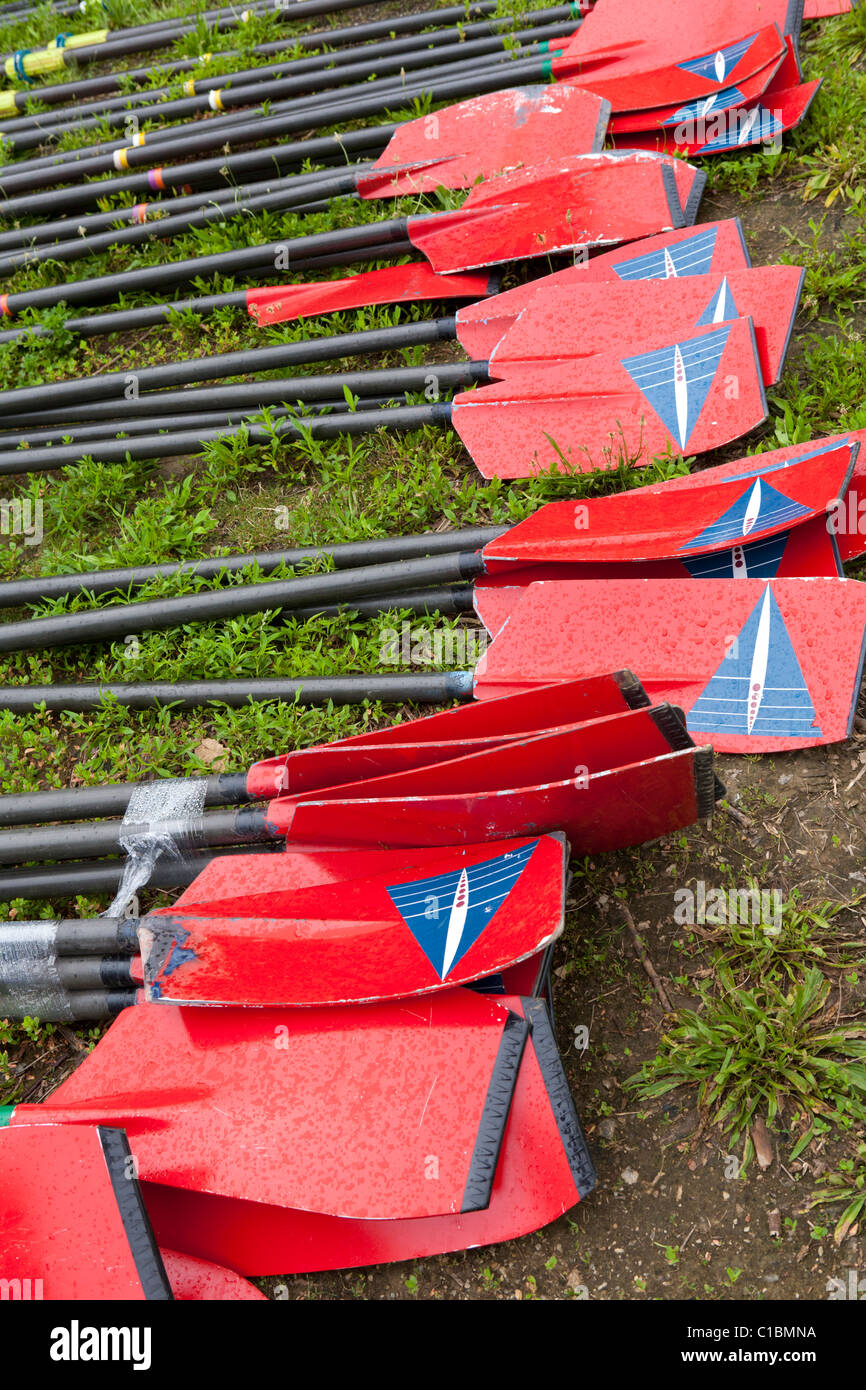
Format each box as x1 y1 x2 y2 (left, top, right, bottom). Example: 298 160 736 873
699 105 782 152
612 226 719 282
620 325 731 449
386 840 539 980
678 477 813 551
664 86 746 126
682 530 791 578
687 588 820 739
677 33 758 82
696 276 740 326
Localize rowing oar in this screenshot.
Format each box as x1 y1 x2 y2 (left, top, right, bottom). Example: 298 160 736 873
0 18 579 156
0 701 715 884
0 417 843 667
0 213 742 363
138 994 594 1275
0 85 610 275
0 316 765 482
0 261 494 348
0 675 643 828
1 992 597 1268
0 260 796 435
0 834 569 1012
0 700 708 860
1 988 533 1221
0 1 554 115
0 152 700 318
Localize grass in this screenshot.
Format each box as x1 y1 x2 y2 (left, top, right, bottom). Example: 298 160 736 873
626 962 866 1171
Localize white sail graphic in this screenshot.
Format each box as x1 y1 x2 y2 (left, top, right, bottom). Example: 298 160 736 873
742 478 762 534
746 588 772 733
441 869 469 979
731 544 748 576
714 50 727 81
663 247 678 278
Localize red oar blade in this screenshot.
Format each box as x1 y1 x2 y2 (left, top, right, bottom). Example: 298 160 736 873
246 672 649 798
475 577 866 752
473 514 844 632
140 835 568 1008
557 23 788 112
606 49 785 134
618 78 821 156
562 0 798 80
265 708 718 851
356 86 611 198
408 153 702 273
246 264 496 328
13 991 523 1221
141 996 593 1275
488 265 804 385
455 219 751 357
452 318 767 477
805 0 855 14
645 431 866 565
480 442 852 566
0 1124 172 1300
160 1248 266 1300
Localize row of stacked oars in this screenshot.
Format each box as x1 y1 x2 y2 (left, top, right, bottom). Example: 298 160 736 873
0 0 862 1299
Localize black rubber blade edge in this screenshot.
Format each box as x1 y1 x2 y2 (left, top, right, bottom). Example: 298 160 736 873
97 1127 173 1301
693 745 720 820
461 1012 529 1213
614 669 650 710
660 162 686 229
682 168 707 227
521 996 596 1199
648 703 695 752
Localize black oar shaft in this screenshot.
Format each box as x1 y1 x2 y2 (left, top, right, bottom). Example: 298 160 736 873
0 526 500 609
0 672 474 713
0 217 409 314
0 807 280 866
0 917 136 952
0 235 417 344
9 23 570 153
0 51 549 195
0 549 482 651
0 778 252 827
0 319 458 413
0 989 136 1021
0 844 283 901
0 402 452 475
0 124 394 221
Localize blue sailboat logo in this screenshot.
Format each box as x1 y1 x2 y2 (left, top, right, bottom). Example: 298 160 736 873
687 587 820 739
620 324 731 449
678 478 813 552
664 87 746 126
611 225 719 282
700 105 782 152
677 34 758 83
386 840 539 979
